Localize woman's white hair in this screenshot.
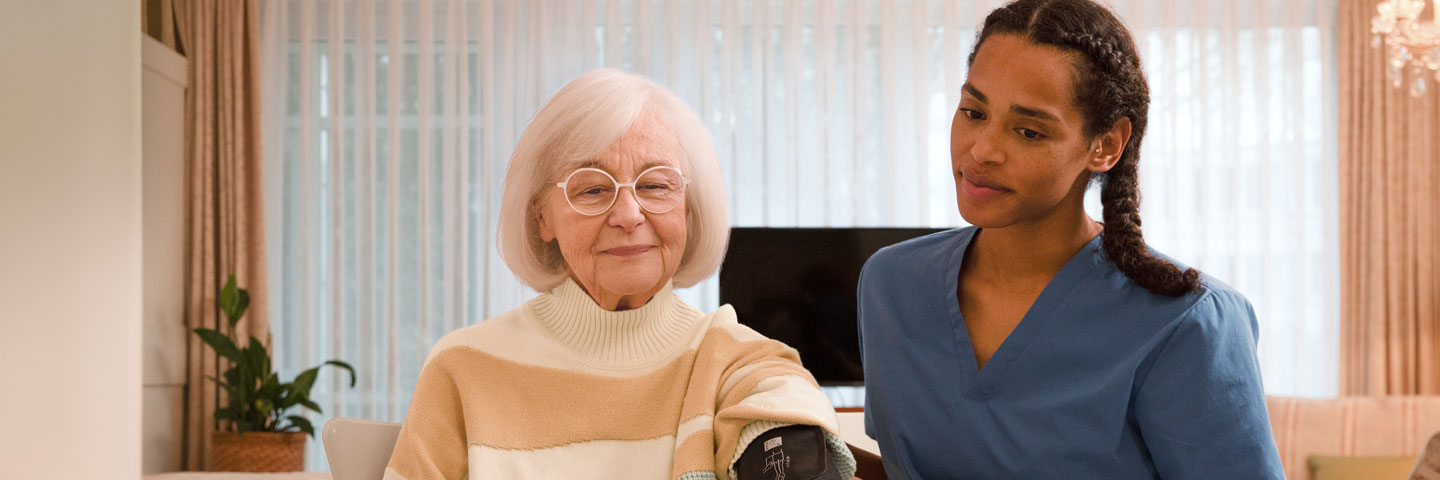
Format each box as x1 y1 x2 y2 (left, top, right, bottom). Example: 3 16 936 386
497 68 730 292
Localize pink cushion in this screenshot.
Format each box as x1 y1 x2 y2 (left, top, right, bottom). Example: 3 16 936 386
1267 396 1440 480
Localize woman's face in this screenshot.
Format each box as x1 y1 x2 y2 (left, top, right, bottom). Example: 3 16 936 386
537 112 689 310
951 33 1120 229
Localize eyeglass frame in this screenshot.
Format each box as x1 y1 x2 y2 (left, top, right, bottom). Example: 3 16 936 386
553 165 692 216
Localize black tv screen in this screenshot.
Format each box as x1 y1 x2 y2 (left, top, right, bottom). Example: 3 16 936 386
719 227 948 386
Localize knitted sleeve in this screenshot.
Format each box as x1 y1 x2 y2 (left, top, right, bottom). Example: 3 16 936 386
700 307 857 480
385 350 469 480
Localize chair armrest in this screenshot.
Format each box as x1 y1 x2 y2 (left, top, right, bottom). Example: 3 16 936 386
846 442 886 480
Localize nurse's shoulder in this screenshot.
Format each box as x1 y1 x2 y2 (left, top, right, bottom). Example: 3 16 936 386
860 226 972 283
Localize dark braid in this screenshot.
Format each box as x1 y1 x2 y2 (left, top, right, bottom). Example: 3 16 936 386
969 0 1201 296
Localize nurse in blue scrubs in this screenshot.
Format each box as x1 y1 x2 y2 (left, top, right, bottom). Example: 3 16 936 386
856 0 1284 478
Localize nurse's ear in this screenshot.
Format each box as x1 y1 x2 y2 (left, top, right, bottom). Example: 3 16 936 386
1086 116 1131 174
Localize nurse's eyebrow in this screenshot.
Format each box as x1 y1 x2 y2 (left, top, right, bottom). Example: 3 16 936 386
962 84 987 103
964 83 1061 123
1012 105 1060 123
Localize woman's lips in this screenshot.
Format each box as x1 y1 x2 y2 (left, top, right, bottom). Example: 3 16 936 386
959 174 1011 201
604 245 653 257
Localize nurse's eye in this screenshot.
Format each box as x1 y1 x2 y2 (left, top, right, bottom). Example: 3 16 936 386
959 108 985 121
1016 128 1045 140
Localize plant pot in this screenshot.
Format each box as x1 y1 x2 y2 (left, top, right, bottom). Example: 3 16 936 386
209 431 306 472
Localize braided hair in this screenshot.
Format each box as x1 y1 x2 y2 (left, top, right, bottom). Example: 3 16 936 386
969 0 1201 296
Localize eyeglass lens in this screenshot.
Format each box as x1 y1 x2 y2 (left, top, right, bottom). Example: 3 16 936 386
564 167 685 215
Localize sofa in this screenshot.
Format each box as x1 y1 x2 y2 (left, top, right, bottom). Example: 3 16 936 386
1267 395 1440 480
839 396 1440 480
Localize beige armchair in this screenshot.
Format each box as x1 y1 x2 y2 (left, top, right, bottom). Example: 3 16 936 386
321 418 401 480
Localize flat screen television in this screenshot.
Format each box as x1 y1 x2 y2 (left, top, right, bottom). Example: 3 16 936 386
719 227 949 386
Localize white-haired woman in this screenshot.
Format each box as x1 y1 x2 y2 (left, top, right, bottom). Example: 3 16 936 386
384 68 856 480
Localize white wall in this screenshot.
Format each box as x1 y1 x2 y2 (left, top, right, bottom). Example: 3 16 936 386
141 34 189 475
0 1 144 479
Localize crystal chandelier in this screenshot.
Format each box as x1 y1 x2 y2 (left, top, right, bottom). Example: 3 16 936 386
1372 0 1440 96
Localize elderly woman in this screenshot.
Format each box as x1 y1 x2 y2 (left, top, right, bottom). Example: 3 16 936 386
384 68 855 480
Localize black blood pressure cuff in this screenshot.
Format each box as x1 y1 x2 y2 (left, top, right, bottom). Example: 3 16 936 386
734 424 843 480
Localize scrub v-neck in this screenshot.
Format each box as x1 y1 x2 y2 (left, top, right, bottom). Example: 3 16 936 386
944 229 1102 401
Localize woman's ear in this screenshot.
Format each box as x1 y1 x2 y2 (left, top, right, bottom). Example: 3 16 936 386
1088 116 1132 173
536 201 556 242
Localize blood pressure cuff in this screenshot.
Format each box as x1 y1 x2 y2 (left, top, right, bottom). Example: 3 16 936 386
734 424 843 480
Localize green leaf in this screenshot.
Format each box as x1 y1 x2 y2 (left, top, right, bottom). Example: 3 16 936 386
193 328 242 362
235 414 248 434
275 384 299 410
205 375 239 399
222 367 242 389
291 367 320 396
322 360 358 388
248 409 268 432
258 375 282 412
297 397 323 415
235 289 251 325
248 336 270 374
229 362 254 407
289 360 357 399
219 274 239 324
286 415 317 438
243 337 270 379
254 397 273 413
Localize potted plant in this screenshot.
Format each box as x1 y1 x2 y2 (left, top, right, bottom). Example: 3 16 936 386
195 274 356 472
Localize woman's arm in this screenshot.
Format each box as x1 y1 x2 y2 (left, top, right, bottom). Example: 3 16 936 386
385 353 469 480
703 319 858 480
1131 290 1283 480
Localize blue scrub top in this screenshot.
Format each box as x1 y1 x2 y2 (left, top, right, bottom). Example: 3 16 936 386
858 227 1283 479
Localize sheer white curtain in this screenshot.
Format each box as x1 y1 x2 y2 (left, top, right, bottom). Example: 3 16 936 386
259 0 1338 470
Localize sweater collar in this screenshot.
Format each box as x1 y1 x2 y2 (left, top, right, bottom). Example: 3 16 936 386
529 277 701 368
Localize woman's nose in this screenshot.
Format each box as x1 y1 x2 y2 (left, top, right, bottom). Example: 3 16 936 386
969 129 1004 165
607 187 645 232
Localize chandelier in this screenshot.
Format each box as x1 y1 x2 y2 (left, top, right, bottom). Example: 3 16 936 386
1372 0 1440 96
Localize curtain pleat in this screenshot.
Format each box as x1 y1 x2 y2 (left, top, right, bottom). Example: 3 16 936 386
818 0 836 225
416 0 434 357
849 0 867 226
354 0 376 422
382 0 403 422
721 0 740 218
441 0 459 337
257 0 1340 469
477 0 497 334
750 0 767 225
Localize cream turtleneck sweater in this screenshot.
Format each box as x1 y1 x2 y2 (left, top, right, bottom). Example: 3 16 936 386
385 278 855 480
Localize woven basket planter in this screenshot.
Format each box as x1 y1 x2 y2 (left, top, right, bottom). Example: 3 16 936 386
209 431 306 472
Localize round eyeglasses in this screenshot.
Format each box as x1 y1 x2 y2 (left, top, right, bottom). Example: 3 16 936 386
555 165 690 216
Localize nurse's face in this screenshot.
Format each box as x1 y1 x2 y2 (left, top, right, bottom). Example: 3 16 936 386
951 33 1121 229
